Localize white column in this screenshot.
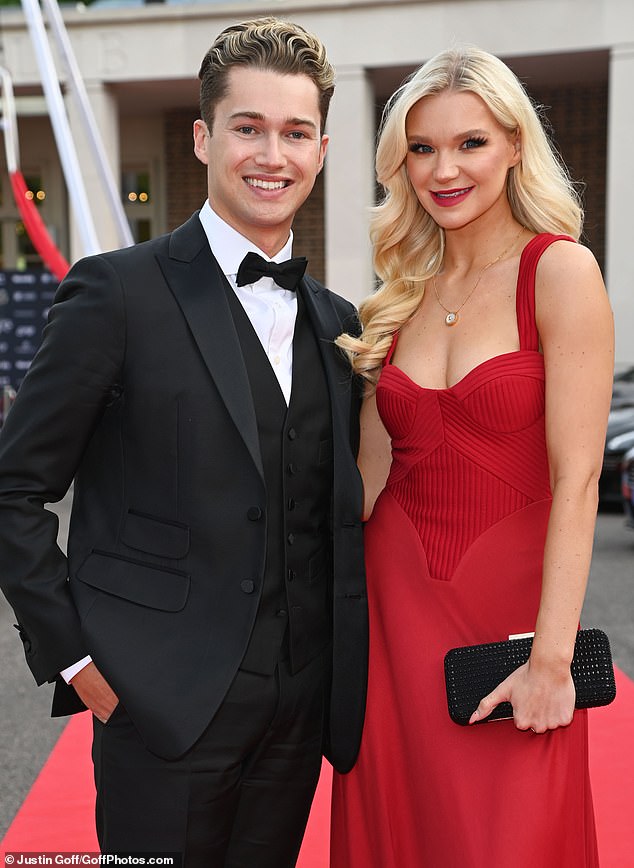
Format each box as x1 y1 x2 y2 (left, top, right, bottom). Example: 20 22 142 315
606 44 634 369
324 65 375 307
67 79 122 259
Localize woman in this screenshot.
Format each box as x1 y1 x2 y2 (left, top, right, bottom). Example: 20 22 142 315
331 46 613 867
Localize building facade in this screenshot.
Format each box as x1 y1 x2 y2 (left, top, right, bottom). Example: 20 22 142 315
0 0 632 365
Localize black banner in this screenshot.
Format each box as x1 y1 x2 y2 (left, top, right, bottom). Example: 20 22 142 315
0 269 58 392
0 269 58 428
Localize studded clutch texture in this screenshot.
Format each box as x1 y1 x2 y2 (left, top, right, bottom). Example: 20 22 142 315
444 628 617 726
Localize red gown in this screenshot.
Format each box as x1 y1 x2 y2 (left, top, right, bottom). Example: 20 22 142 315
330 234 599 867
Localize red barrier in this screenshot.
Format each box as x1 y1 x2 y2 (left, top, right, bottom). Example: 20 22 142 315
9 170 69 281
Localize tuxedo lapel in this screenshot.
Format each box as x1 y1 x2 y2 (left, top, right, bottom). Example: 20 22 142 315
299 277 354 467
156 215 264 480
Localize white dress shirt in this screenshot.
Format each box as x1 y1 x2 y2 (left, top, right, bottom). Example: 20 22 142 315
61 202 300 685
198 200 298 404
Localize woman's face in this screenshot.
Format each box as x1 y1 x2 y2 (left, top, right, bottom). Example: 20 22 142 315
405 89 520 231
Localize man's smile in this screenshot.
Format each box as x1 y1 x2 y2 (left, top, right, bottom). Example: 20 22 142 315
245 177 290 190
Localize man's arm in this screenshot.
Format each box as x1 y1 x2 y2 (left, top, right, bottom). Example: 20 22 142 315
0 255 125 687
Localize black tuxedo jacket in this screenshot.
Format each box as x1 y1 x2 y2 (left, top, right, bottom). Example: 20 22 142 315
0 213 368 771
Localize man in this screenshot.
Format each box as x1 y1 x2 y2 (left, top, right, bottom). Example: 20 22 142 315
0 18 367 865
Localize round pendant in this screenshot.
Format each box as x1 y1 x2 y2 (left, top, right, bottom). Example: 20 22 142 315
445 312 458 326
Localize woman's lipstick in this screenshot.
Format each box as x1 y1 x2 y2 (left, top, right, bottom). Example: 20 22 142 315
431 187 473 207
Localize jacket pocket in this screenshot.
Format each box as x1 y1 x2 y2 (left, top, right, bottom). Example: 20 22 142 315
77 550 190 612
121 509 190 559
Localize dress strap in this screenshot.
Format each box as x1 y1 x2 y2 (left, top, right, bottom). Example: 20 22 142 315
383 330 400 366
516 233 575 351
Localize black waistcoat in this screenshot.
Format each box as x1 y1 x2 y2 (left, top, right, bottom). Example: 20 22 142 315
224 283 333 674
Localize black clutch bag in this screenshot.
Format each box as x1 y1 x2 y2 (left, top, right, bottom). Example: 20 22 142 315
444 627 617 725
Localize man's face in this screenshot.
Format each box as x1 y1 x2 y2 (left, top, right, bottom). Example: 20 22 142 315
193 66 328 256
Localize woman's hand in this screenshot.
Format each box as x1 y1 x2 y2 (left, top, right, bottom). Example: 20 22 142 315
468 658 576 733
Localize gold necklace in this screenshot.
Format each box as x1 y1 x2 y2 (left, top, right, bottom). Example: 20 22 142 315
432 227 524 327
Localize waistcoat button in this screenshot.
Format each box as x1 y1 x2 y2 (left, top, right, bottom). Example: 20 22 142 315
287 569 296 582
287 427 297 440
287 533 295 545
240 580 255 594
247 506 263 521
287 498 296 511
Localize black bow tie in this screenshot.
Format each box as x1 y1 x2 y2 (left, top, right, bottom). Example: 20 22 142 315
236 252 307 291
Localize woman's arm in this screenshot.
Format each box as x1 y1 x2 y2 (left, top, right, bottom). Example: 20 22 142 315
358 392 393 520
471 240 614 731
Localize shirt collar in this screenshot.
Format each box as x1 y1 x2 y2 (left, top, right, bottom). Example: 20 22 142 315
198 200 294 279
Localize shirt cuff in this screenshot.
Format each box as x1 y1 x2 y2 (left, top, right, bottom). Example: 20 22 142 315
60 655 93 684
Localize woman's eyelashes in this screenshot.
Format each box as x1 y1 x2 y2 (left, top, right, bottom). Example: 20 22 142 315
408 136 488 154
462 136 487 149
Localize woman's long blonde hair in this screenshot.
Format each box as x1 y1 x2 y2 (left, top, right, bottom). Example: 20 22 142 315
338 45 583 390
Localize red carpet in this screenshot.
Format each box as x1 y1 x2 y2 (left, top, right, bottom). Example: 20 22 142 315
3 668 633 865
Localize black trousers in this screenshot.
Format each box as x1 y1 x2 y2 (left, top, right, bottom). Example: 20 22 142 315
91 652 326 867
